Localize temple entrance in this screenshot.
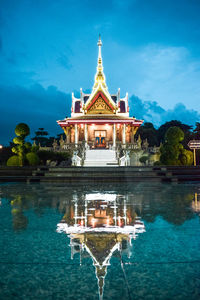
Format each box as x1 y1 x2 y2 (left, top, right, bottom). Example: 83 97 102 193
95 130 106 148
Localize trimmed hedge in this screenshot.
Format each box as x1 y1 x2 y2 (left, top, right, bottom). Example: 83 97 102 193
26 152 39 166
37 150 71 164
15 123 30 137
7 155 23 166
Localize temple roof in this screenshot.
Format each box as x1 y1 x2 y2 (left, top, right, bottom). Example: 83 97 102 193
84 233 118 265
68 115 136 120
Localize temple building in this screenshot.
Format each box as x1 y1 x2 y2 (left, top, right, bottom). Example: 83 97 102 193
57 36 143 166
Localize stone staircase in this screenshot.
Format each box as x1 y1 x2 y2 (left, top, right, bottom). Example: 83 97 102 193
84 149 119 167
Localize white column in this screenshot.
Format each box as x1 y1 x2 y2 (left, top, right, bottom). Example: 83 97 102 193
75 124 78 146
67 127 71 143
114 199 117 226
84 124 88 147
113 123 116 149
122 124 126 145
84 199 87 228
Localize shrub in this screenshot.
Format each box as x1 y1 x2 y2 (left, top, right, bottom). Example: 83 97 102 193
139 156 149 165
37 150 54 164
24 142 32 151
0 147 13 166
154 161 161 166
31 144 39 153
160 126 193 166
15 123 30 137
13 136 24 144
7 123 31 166
37 150 71 165
165 126 184 145
7 155 23 166
26 152 39 166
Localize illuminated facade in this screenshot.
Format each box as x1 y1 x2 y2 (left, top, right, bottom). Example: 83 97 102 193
57 36 143 166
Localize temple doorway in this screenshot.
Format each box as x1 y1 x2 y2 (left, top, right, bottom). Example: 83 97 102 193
95 130 106 148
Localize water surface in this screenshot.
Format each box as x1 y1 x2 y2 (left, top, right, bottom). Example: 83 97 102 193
0 182 200 300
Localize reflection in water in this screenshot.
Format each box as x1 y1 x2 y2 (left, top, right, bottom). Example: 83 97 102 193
1 183 200 299
191 192 200 214
2 182 197 232
57 193 145 299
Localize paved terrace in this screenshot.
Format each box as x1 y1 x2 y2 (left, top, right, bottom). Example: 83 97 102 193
0 166 200 183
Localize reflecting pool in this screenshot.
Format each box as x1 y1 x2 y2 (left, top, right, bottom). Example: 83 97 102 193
0 182 200 300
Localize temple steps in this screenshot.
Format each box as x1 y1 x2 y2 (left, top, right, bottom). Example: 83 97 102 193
0 166 200 183
84 149 119 167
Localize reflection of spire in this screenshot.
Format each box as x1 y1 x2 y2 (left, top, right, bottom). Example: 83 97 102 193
84 234 120 300
96 265 106 300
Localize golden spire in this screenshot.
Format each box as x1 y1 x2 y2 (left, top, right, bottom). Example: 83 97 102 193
93 35 107 89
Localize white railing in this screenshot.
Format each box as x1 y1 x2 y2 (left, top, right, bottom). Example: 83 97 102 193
119 151 130 166
72 151 82 166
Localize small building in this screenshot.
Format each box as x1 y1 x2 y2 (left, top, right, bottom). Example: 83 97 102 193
57 36 143 166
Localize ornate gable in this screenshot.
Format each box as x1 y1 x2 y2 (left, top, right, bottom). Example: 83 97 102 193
86 91 115 114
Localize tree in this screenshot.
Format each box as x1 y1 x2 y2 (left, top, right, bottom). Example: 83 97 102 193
157 120 192 146
7 123 39 166
7 123 31 166
32 128 49 147
160 126 193 166
135 122 158 147
193 122 200 140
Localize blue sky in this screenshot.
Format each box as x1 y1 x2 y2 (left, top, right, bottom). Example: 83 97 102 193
0 0 200 144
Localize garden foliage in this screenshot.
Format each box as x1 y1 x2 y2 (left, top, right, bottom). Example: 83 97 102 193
160 127 193 165
7 123 39 166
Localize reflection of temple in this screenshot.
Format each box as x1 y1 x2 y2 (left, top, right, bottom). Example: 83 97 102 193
57 193 145 299
192 193 200 213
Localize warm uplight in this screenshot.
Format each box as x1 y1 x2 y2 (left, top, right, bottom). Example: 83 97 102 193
117 124 120 129
118 216 122 227
91 218 96 227
0 145 3 149
106 218 110 227
80 124 84 129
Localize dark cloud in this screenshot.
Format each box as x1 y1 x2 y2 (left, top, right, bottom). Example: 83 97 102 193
0 85 199 146
0 84 71 145
130 95 199 128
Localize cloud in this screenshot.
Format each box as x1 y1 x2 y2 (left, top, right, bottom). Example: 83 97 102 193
107 43 200 112
130 94 200 128
0 82 199 146
0 84 71 145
